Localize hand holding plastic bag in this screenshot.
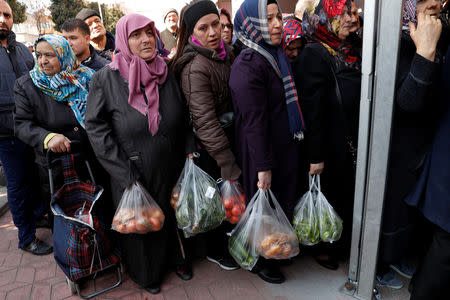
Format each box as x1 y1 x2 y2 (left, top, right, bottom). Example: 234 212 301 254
314 175 343 243
228 189 299 270
174 158 225 237
293 174 320 246
112 181 165 234
220 180 246 224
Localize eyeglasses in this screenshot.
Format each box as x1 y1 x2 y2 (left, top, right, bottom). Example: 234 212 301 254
221 24 232 30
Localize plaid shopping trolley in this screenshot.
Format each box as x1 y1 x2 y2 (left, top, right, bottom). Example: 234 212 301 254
48 149 121 299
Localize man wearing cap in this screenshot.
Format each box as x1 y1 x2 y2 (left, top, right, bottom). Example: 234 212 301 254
76 8 115 61
0 0 52 255
160 8 178 58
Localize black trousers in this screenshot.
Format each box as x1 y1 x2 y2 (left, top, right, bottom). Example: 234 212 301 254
410 226 450 300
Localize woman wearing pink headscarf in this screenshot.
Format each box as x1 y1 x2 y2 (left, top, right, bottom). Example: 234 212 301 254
85 14 195 294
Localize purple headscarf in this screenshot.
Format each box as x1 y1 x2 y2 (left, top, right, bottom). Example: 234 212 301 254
110 14 168 136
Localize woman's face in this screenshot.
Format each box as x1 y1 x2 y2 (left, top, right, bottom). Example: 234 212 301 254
267 3 283 45
417 0 441 17
220 14 233 44
128 24 156 61
35 41 61 76
285 38 303 63
337 5 352 40
192 13 221 50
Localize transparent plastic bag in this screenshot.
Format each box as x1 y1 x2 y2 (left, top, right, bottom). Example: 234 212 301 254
228 189 299 270
174 158 225 237
112 181 165 234
219 180 246 224
293 174 320 246
314 175 343 243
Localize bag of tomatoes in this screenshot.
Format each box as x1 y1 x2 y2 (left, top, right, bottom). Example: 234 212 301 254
219 180 246 224
112 181 165 234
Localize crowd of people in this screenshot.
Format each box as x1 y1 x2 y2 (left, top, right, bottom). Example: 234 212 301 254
0 0 449 298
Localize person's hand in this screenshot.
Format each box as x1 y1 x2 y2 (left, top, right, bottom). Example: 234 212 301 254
410 12 442 62
48 134 71 153
187 153 194 159
310 162 324 175
257 170 272 190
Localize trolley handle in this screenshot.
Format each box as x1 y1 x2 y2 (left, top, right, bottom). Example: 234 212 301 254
47 140 96 195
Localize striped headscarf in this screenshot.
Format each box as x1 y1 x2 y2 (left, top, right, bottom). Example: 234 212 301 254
30 34 94 129
234 0 306 140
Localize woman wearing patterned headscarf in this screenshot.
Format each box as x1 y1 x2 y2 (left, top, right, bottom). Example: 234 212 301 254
13 34 104 227
85 14 195 294
281 18 305 63
376 0 446 289
230 0 306 284
293 0 361 271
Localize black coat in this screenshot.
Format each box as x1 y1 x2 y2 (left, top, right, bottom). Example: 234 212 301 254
13 74 91 166
379 33 445 263
405 45 450 234
294 42 361 252
82 45 109 72
85 66 194 287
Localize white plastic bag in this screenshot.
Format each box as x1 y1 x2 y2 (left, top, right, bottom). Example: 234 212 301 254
314 175 343 243
293 174 320 246
112 181 165 234
228 189 299 270
173 158 225 237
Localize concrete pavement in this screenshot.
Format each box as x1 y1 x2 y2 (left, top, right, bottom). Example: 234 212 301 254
0 186 410 300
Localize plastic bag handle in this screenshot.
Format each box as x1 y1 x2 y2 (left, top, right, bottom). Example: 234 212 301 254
308 174 321 192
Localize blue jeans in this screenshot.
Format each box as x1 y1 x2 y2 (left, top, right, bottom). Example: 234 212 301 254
0 138 43 248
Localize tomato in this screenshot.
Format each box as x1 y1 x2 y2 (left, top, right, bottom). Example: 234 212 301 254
230 216 240 224
136 221 148 233
126 219 137 233
116 224 127 233
152 209 164 222
231 205 242 216
149 217 162 231
239 194 245 204
226 209 232 218
223 198 233 209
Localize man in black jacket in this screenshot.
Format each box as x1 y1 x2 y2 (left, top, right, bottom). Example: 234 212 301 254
61 18 109 71
76 8 114 61
0 0 52 255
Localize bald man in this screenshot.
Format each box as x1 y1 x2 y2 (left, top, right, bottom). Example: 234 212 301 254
0 0 52 255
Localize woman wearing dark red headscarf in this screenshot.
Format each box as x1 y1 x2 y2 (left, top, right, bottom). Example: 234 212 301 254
293 0 361 270
85 14 195 294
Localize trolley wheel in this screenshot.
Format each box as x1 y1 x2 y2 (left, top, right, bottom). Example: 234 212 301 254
66 277 77 295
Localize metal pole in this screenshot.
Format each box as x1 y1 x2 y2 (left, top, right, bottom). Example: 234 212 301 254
355 1 404 299
347 0 378 285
